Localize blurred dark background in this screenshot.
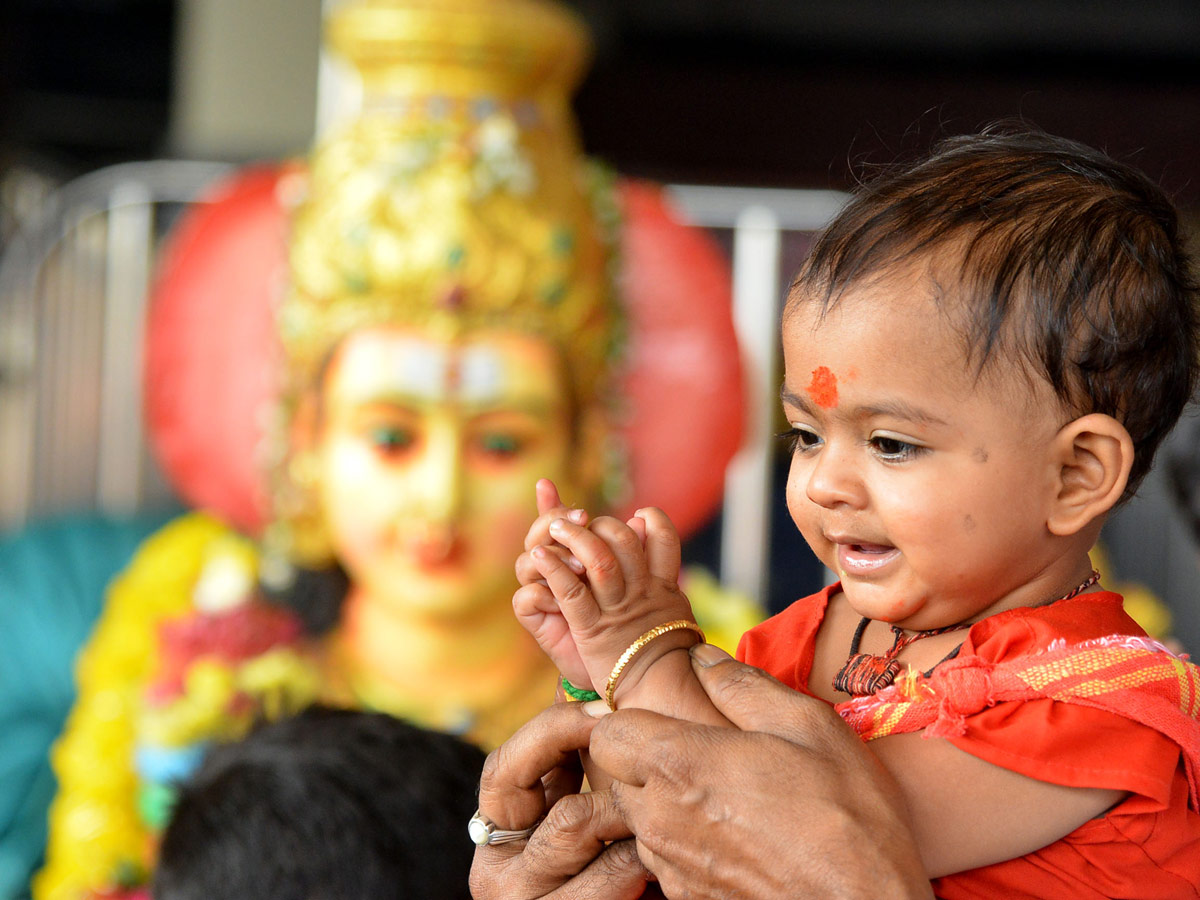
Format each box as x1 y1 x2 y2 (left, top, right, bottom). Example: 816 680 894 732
3 0 1200 201
569 0 1200 203
0 0 176 175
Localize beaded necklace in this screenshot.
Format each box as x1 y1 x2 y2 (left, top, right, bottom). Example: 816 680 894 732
832 569 1102 697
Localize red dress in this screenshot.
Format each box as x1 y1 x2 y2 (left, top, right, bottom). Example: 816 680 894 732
738 586 1200 899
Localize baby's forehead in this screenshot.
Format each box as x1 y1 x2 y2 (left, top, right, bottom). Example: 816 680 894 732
789 246 1025 348
784 253 966 334
782 270 1058 411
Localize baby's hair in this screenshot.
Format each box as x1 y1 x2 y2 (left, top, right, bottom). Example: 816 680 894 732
152 705 485 900
789 123 1198 497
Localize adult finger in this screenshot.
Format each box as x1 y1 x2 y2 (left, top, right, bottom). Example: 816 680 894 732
470 786 646 900
541 754 585 812
562 839 647 900
520 790 637 884
586 657 822 795
591 703 933 900
587 707 692 789
477 700 606 832
688 643 846 746
470 830 646 900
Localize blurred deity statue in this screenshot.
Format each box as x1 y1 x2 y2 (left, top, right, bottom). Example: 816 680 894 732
33 1 751 897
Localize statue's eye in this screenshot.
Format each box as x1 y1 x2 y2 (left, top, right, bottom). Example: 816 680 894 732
478 433 522 458
368 425 415 454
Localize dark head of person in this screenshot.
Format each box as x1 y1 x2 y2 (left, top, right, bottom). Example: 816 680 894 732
152 705 486 900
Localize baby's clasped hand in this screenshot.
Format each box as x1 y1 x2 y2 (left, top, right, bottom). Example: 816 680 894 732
513 480 700 707
513 479 592 689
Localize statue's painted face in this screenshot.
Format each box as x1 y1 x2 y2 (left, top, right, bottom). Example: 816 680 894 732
314 326 579 619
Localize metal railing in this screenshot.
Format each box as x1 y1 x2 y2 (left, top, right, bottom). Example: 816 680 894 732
0 161 233 530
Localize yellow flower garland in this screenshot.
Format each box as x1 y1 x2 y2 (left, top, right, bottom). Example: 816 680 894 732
35 513 248 900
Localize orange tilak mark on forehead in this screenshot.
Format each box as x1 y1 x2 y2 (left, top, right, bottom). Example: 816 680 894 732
806 366 839 409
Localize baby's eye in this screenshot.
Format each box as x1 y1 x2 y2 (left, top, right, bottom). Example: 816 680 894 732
368 425 415 455
869 434 922 461
779 425 821 455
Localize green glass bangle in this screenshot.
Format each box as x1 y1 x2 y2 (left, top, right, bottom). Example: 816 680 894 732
561 677 601 702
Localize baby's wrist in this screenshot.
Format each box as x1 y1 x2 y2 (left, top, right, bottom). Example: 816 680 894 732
605 621 705 710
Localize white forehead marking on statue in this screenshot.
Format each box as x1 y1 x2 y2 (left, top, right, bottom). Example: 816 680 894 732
458 346 506 403
337 336 450 401
336 335 506 404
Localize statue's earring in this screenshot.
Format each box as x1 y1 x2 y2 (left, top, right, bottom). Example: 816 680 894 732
266 448 336 579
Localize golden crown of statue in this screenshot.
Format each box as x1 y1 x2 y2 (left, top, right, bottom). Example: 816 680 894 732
267 0 625 568
280 0 622 407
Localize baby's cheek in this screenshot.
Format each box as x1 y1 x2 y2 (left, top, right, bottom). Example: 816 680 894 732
884 596 920 620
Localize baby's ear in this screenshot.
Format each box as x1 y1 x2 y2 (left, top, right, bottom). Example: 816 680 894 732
1047 413 1134 536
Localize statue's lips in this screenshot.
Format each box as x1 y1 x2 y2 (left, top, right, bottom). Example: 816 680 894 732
405 534 465 570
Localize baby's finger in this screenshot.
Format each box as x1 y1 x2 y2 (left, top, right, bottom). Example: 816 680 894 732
626 515 648 546
546 518 634 609
516 546 584 585
587 516 651 597
524 506 589 552
512 581 559 621
515 550 544 587
535 478 591 526
634 507 681 582
535 478 562 515
530 546 602 633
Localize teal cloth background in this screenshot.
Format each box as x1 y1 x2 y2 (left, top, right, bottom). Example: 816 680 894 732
0 512 174 900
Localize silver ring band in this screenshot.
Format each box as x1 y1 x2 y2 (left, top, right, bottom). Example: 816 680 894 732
468 809 538 846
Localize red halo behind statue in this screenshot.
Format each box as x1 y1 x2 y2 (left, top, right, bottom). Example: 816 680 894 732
144 166 744 540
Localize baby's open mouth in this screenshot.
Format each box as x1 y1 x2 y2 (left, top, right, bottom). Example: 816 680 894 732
838 542 900 574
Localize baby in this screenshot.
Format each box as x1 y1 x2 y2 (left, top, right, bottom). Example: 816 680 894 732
515 127 1200 895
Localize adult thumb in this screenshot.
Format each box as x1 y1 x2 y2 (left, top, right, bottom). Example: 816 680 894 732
689 643 840 741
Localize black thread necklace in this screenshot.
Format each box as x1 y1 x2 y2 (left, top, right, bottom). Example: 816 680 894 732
832 570 1102 697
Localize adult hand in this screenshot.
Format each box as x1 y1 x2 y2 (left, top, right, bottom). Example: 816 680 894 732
469 699 649 900
589 645 934 900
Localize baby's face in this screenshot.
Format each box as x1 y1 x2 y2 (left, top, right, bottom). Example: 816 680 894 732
781 263 1070 630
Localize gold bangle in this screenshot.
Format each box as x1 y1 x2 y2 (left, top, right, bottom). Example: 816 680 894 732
605 620 706 711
